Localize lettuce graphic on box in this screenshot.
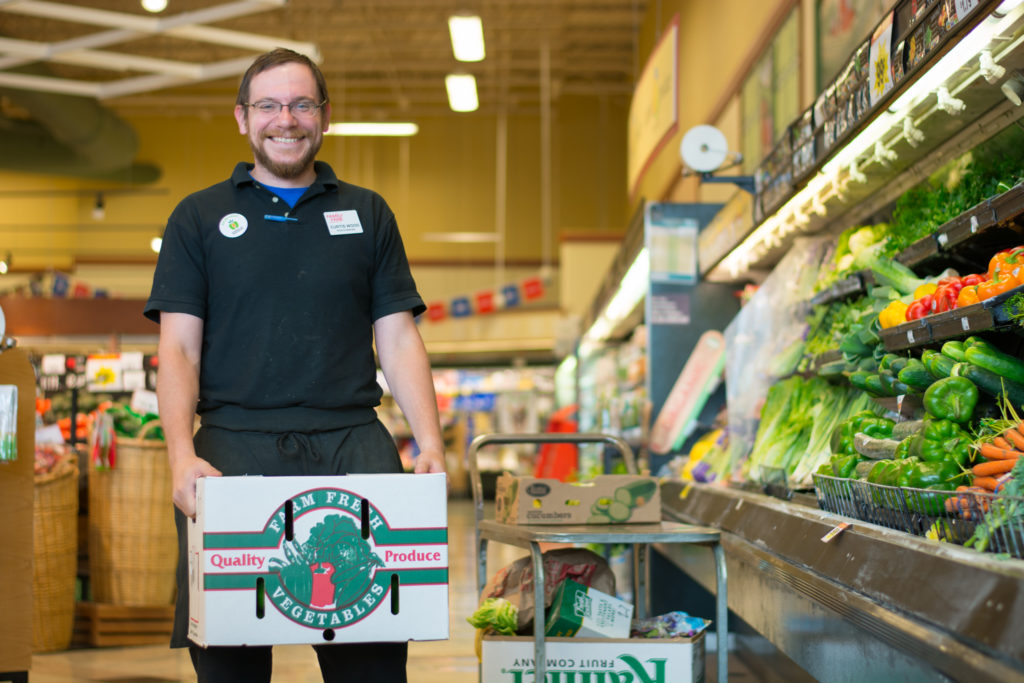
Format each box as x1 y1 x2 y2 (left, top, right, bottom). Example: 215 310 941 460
269 514 384 610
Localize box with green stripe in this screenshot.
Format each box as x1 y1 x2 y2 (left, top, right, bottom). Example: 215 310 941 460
187 473 448 647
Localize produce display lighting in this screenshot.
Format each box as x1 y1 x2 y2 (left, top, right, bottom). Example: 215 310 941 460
579 247 649 355
714 0 1024 280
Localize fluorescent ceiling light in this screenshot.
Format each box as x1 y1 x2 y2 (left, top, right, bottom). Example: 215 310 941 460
446 73 479 112
141 0 168 12
326 122 419 136
449 15 485 62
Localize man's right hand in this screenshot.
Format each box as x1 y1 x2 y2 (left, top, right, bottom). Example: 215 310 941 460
171 454 222 518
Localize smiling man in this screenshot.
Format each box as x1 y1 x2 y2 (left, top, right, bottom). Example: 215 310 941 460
144 48 445 683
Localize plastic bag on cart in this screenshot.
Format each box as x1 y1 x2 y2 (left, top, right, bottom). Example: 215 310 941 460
479 547 615 633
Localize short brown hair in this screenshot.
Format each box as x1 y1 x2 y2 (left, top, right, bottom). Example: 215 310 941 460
236 48 329 107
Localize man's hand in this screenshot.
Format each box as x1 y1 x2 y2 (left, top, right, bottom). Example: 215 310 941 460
171 454 222 518
413 447 446 474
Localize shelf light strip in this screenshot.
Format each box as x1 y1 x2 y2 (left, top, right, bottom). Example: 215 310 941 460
716 0 1024 279
579 247 648 354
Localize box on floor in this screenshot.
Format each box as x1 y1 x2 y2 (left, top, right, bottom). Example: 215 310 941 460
482 634 705 683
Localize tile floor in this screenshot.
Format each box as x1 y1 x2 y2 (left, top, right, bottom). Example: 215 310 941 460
28 498 756 682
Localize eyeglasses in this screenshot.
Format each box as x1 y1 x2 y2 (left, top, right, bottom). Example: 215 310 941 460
245 99 326 117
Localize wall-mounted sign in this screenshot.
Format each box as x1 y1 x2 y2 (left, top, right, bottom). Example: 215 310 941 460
627 15 679 197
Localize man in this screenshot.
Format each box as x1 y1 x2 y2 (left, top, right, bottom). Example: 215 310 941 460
144 48 445 683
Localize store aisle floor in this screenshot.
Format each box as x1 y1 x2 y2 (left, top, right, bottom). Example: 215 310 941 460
30 498 760 682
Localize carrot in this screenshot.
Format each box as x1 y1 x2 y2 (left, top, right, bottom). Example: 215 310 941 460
974 476 1000 491
977 442 1024 461
1004 426 1024 451
994 435 1014 450
973 459 1018 477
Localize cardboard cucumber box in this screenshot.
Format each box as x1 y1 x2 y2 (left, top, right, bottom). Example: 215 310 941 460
494 473 660 525
187 473 448 647
544 579 633 639
482 633 706 683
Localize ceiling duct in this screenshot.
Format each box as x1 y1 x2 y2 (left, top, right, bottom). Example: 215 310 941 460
0 63 160 183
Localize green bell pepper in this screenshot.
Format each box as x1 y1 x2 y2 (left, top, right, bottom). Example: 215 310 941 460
894 437 912 459
906 459 960 489
911 419 972 467
829 453 861 479
922 375 978 423
833 410 893 457
904 460 960 515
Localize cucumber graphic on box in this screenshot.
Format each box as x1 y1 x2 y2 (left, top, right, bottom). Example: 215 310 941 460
589 480 658 523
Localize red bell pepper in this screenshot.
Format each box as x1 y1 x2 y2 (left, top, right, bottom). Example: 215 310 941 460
933 279 964 313
961 273 986 287
906 294 934 320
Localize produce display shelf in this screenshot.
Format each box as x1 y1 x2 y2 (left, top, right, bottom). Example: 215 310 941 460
809 273 870 307
879 282 1024 351
806 182 1024 310
895 182 1024 269
659 480 1024 682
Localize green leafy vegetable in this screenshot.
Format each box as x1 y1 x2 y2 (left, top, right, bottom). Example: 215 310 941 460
467 598 519 635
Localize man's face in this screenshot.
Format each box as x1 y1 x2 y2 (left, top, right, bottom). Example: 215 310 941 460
234 62 330 186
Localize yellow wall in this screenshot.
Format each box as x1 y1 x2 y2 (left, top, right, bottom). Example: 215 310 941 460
630 0 797 208
0 92 628 283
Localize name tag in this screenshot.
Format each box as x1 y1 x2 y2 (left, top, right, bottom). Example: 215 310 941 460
324 210 363 235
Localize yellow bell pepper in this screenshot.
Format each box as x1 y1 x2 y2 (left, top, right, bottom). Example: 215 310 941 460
913 283 937 299
879 300 909 328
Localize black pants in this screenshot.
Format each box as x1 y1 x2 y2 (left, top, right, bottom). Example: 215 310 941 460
174 420 408 683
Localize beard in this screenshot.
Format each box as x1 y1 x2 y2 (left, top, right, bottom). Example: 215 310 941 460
249 131 322 180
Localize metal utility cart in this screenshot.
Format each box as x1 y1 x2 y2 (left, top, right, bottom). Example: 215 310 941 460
469 432 728 681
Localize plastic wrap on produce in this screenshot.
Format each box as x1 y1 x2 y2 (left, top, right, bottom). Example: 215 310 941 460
723 237 832 477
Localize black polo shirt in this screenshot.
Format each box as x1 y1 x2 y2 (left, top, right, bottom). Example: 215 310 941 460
144 161 425 432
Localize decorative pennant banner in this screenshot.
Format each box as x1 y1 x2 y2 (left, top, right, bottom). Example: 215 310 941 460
475 291 495 314
426 301 447 321
450 296 471 318
422 272 553 322
502 284 521 308
522 276 545 300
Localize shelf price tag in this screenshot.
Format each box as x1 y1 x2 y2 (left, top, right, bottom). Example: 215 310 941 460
937 232 949 247
821 522 851 543
907 330 915 343
970 215 980 234
962 317 971 331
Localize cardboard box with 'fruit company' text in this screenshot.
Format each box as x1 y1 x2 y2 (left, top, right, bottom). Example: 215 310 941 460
188 473 448 647
482 634 705 683
494 474 660 525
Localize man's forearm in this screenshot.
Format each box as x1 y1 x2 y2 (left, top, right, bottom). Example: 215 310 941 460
157 339 200 465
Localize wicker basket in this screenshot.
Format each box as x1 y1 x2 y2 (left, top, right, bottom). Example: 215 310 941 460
88 421 177 606
33 457 80 652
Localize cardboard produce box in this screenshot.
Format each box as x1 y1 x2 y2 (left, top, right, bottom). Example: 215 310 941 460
482 634 706 683
544 579 633 639
188 473 448 647
494 473 660 525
